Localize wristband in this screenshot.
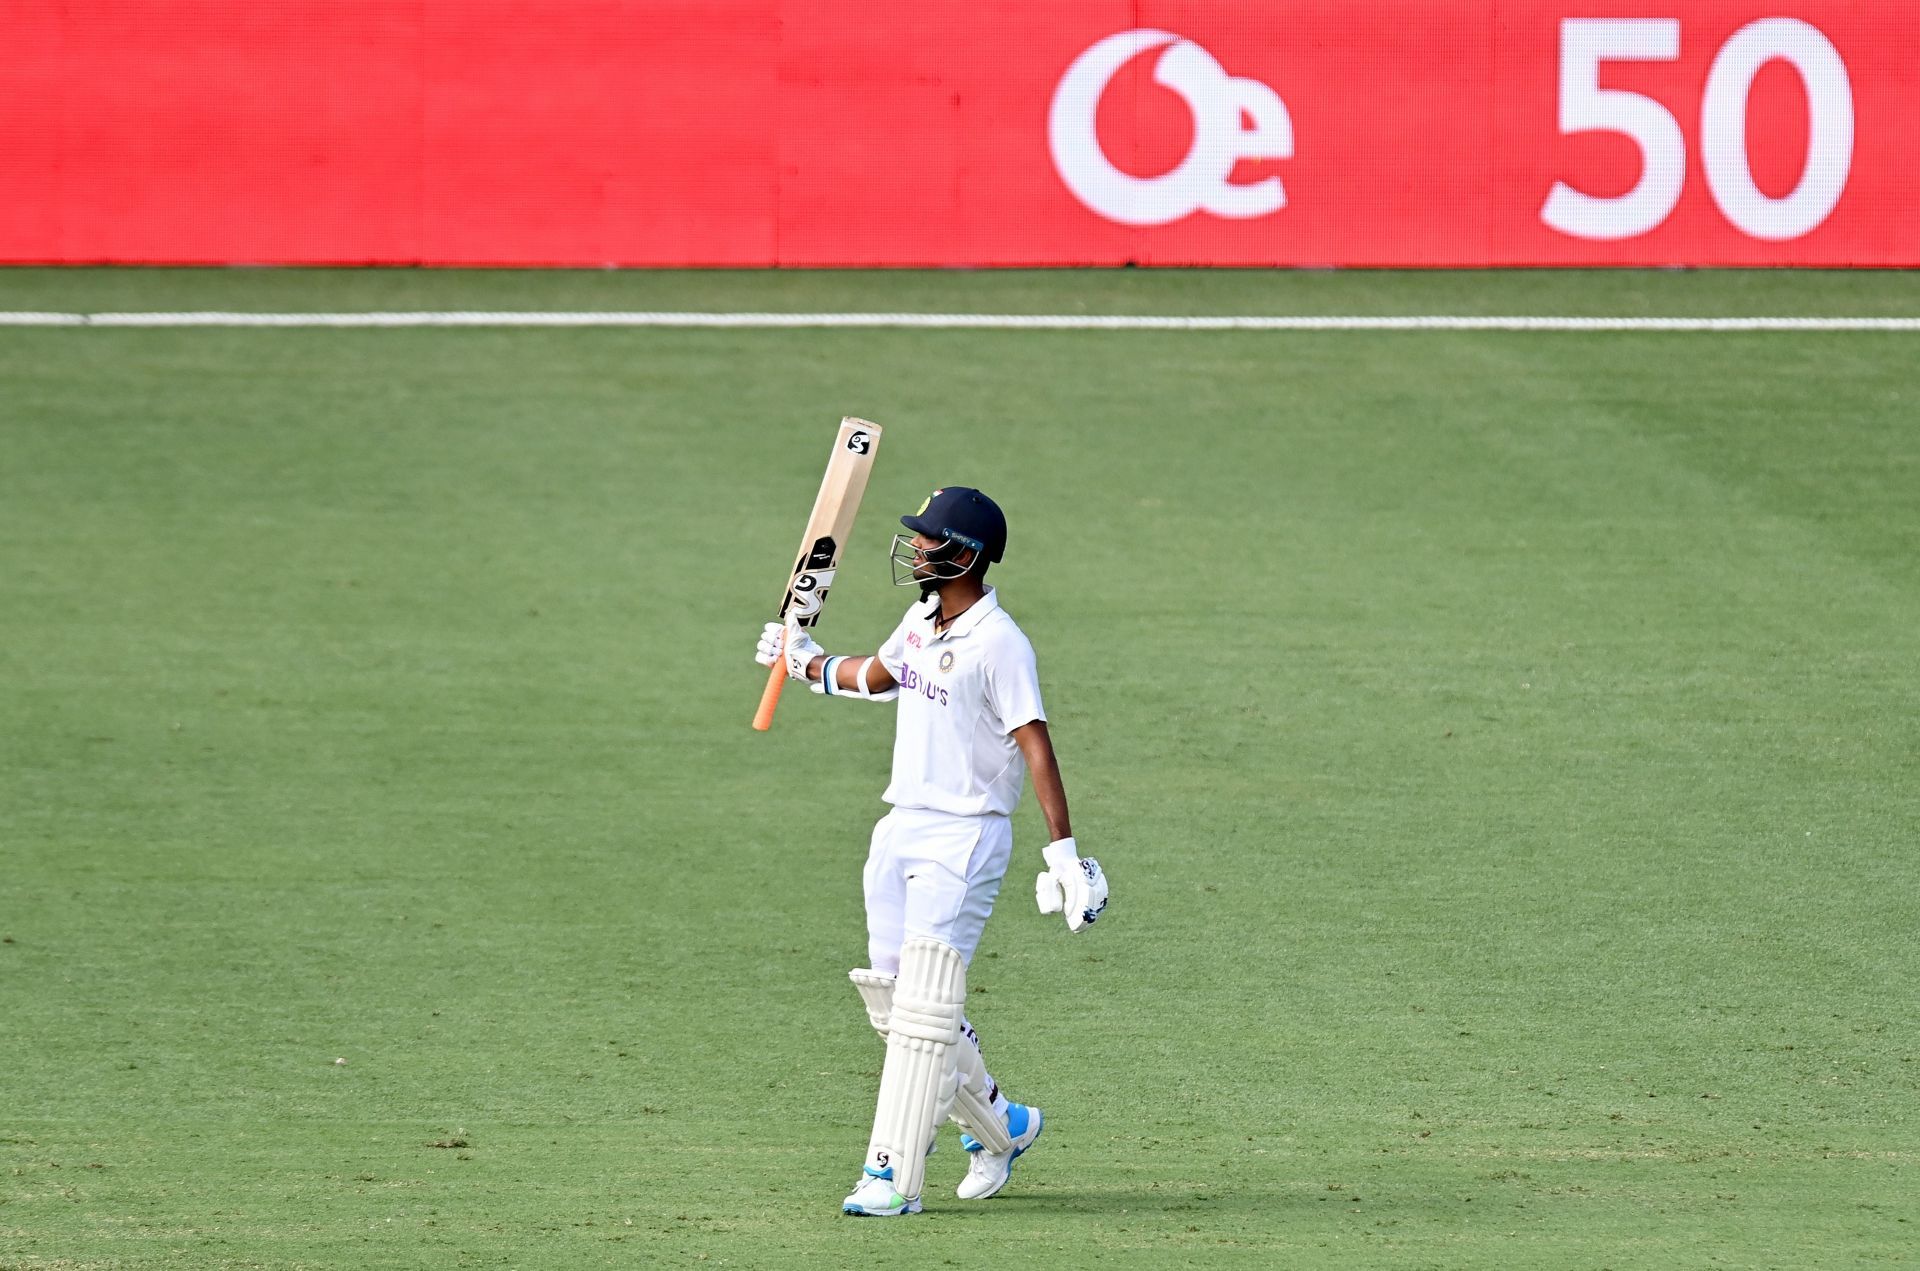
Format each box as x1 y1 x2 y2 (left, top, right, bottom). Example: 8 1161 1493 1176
820 655 846 694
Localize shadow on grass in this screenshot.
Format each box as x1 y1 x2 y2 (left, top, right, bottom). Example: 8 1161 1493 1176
903 1187 1289 1223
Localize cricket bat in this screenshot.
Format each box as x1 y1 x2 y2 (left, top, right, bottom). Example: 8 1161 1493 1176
753 417 883 731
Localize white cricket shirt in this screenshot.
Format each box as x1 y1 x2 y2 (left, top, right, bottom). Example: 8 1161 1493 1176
875 587 1046 817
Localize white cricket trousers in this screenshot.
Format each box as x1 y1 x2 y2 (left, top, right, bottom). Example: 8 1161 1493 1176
862 807 1013 975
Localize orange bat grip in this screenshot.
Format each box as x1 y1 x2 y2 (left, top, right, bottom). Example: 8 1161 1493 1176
752 659 788 731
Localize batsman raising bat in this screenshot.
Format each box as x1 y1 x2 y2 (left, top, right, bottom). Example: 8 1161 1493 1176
754 484 1111 1217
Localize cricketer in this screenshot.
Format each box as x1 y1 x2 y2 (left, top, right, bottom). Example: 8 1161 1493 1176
754 485 1111 1216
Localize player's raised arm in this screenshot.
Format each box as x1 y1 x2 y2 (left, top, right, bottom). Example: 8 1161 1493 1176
753 615 900 700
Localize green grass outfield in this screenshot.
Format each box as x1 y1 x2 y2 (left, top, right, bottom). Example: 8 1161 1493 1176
3 268 1916 1269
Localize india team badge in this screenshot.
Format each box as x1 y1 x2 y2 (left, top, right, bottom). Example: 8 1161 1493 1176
938 651 955 673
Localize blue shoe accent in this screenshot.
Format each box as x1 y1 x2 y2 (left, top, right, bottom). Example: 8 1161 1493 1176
1005 1103 1034 1154
863 1164 894 1181
962 1103 1036 1155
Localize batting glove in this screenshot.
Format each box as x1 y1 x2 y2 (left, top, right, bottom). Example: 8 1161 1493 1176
754 621 785 669
755 616 823 682
1035 838 1109 933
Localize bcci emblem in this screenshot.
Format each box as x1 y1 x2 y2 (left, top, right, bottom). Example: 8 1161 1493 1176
937 651 955 673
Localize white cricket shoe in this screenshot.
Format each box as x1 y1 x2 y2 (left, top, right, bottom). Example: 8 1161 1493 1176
842 1166 922 1217
956 1103 1043 1200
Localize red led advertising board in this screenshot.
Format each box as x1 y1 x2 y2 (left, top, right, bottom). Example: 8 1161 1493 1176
1 2 1912 266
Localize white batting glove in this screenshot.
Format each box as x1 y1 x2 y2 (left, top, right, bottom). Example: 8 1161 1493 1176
782 615 823 681
755 618 818 680
754 615 823 682
754 621 785 669
1035 838 1109 933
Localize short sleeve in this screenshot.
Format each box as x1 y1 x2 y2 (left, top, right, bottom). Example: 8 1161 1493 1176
876 616 912 680
985 634 1046 735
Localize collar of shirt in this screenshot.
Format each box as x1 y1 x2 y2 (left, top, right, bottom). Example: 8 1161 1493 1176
920 586 1001 641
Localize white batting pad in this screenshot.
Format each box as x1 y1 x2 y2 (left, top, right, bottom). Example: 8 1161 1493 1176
862 938 966 1201
949 1025 1014 1155
850 967 1012 1155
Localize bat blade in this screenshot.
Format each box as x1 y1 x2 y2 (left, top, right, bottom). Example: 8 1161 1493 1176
753 417 882 731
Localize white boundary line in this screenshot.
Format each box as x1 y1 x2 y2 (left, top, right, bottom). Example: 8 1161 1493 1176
0 311 1916 331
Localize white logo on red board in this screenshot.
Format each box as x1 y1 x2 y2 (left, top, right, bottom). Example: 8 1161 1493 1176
1048 29 1293 227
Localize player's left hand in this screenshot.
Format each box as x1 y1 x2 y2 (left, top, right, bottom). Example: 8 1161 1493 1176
1035 838 1108 933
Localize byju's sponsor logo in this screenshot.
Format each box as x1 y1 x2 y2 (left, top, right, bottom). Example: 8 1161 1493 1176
898 664 949 707
1048 29 1293 226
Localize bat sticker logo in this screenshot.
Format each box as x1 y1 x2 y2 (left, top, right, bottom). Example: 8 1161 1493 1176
846 431 872 455
785 568 836 622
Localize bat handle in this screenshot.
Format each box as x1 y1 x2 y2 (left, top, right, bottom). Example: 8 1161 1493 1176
752 660 788 731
